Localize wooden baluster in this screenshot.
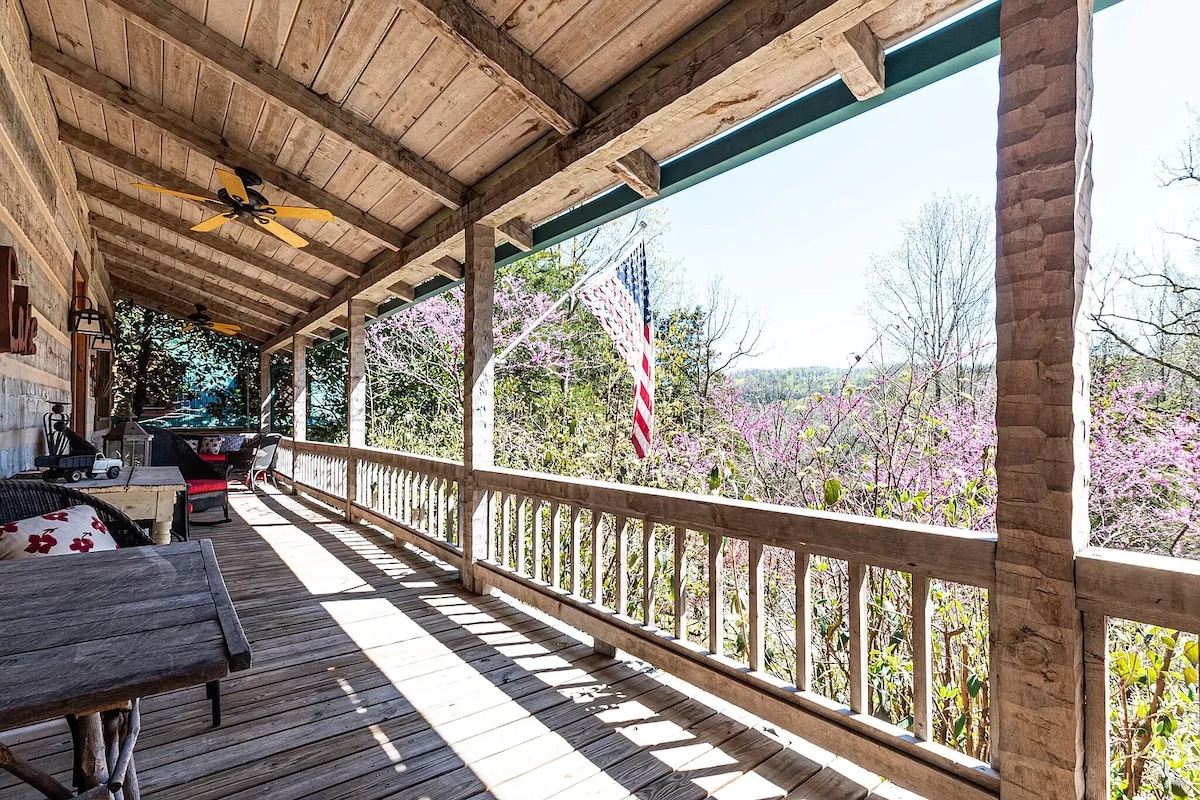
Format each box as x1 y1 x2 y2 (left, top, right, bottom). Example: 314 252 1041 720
531 500 545 582
749 541 765 672
642 518 654 627
795 551 811 690
614 516 628 615
484 491 495 561
848 562 868 714
912 573 932 740
673 526 686 640
549 502 561 588
501 494 512 569
591 512 604 605
708 532 723 657
515 495 528 576
1083 612 1110 800
570 506 582 596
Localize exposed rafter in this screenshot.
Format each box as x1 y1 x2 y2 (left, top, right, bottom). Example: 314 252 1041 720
395 0 592 134
76 175 338 299
109 277 273 342
497 218 534 251
85 0 470 208
266 0 895 350
431 257 465 280
608 150 661 199
820 21 885 100
101 242 295 327
63 129 364 280
89 215 309 315
32 42 412 251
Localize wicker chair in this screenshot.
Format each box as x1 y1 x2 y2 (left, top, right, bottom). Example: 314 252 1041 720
0 480 153 547
144 425 230 523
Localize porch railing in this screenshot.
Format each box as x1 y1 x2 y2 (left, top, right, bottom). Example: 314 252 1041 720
271 438 1200 800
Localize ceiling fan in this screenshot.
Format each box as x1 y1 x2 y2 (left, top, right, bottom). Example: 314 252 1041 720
131 167 334 248
182 304 241 337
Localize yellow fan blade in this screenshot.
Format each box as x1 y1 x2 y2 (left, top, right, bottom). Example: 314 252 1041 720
264 205 335 222
131 183 213 203
180 324 196 333
216 169 249 204
210 323 242 336
253 216 309 248
191 213 236 233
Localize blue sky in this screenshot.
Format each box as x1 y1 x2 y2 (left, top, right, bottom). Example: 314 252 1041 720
656 0 1200 369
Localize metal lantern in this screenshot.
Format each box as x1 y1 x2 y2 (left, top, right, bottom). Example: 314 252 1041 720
69 296 105 336
91 330 113 351
103 419 151 467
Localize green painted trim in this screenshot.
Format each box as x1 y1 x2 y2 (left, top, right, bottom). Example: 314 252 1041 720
365 0 1122 325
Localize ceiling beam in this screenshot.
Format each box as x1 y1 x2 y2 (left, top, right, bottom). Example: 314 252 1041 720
395 0 592 134
608 149 661 199
109 278 273 342
84 0 469 208
265 0 895 349
101 243 295 327
819 21 885 100
75 174 337 299
63 128 363 281
89 215 308 316
497 218 534 251
33 42 411 252
431 256 465 280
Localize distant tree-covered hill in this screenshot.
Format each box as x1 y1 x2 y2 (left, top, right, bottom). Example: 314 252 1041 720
731 366 850 404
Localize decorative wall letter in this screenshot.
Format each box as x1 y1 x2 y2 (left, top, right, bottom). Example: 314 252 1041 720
0 246 38 355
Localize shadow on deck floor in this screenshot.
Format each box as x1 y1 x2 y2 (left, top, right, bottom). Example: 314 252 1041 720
1 485 921 800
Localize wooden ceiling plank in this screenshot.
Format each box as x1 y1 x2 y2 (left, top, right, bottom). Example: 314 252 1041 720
109 278 273 341
88 213 310 315
62 127 361 286
820 21 885 100
86 0 471 208
100 241 296 326
74 173 338 298
263 0 895 351
31 41 411 251
395 0 592 134
608 148 660 199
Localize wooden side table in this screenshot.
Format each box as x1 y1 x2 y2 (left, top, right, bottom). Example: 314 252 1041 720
61 466 187 545
0 540 250 797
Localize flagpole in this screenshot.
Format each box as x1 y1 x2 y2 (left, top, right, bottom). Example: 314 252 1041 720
496 220 647 364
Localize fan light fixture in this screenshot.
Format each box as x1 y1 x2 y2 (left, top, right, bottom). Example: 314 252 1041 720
69 297 105 336
131 167 334 249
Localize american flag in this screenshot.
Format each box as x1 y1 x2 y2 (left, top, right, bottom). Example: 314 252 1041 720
578 242 654 458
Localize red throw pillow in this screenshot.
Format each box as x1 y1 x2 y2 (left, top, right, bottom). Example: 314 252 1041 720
0 504 121 560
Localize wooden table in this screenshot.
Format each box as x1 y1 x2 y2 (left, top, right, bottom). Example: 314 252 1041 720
68 466 187 545
0 541 250 798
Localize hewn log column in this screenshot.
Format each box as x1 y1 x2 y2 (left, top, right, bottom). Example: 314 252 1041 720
292 336 310 495
461 223 495 594
345 299 369 520
259 349 271 435
993 0 1093 797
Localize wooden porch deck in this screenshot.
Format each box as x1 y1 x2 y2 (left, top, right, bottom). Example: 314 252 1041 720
1 486 917 800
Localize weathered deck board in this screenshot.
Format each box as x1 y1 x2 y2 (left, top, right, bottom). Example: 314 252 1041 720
0 486 914 799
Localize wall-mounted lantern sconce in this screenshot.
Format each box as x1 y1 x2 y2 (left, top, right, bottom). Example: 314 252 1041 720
69 296 105 336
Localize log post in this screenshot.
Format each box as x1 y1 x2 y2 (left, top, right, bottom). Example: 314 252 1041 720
461 223 496 594
993 0 1094 796
291 334 310 495
346 298 369 521
259 348 272 435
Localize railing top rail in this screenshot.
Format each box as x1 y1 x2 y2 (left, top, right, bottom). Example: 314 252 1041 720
477 466 997 589
351 445 464 479
1076 546 1200 631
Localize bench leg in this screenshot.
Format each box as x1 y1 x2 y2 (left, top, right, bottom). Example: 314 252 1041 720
206 681 221 727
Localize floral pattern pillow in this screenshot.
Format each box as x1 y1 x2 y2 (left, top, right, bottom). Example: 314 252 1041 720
0 504 121 561
184 438 200 452
200 437 224 455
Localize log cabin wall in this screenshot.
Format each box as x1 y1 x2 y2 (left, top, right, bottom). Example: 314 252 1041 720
0 0 103 476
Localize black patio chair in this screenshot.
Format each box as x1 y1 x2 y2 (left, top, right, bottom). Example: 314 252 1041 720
246 434 283 491
0 480 153 547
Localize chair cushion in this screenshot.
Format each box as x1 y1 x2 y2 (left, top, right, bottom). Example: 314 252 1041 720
187 478 228 496
221 434 246 453
0 504 121 560
183 438 200 452
199 453 227 463
199 437 224 455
